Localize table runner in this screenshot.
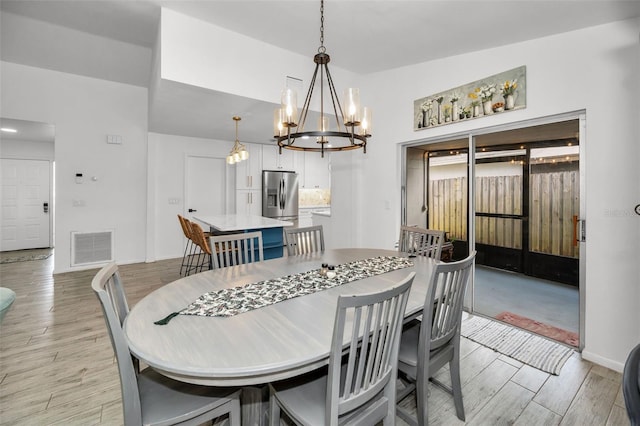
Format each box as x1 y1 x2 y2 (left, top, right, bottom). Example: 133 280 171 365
155 256 413 324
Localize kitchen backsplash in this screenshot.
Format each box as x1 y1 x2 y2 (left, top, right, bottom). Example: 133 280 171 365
299 188 331 206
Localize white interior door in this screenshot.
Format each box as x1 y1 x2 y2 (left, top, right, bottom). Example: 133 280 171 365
185 155 227 220
1 159 51 251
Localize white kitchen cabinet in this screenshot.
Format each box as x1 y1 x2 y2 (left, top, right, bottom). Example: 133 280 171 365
302 151 331 189
262 144 296 171
235 143 262 190
236 190 261 215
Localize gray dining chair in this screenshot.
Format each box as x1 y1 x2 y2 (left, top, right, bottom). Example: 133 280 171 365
92 262 241 426
398 225 445 260
396 251 476 426
284 225 325 256
209 231 263 268
623 342 640 426
268 272 415 426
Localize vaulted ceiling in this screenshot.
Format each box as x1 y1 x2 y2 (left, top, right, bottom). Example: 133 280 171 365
2 1 639 143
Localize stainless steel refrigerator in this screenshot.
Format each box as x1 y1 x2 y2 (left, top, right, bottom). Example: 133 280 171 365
262 170 298 223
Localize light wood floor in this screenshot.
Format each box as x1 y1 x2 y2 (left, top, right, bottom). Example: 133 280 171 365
0 253 630 425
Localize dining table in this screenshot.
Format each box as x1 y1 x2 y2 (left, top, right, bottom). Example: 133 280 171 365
124 248 437 424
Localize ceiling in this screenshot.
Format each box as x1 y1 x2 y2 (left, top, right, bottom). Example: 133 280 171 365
1 1 639 144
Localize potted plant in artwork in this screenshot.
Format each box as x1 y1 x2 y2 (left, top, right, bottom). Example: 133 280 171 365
468 92 481 117
444 105 452 122
420 99 433 127
450 94 460 121
477 84 497 115
501 79 518 110
435 96 444 124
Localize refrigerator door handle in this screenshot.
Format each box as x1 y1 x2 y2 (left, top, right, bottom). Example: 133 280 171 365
280 179 285 210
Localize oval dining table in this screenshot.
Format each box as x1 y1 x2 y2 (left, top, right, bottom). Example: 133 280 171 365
124 248 437 423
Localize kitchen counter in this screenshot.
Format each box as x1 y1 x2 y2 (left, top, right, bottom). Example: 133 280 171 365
194 214 293 259
194 214 293 232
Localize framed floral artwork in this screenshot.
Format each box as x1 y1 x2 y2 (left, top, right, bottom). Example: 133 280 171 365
414 66 526 130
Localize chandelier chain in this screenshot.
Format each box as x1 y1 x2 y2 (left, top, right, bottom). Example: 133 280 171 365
318 0 325 53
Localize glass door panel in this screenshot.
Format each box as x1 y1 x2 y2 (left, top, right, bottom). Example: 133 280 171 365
428 151 468 261
474 150 526 271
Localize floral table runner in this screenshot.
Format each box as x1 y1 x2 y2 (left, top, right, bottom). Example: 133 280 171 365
155 256 413 324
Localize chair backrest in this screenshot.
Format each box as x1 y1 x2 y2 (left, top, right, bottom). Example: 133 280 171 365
398 225 445 260
326 272 415 423
91 262 143 425
623 342 640 426
177 214 192 240
190 221 212 255
284 225 325 256
419 251 476 355
210 231 264 268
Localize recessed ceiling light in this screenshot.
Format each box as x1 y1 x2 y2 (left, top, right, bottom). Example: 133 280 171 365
1 128 17 133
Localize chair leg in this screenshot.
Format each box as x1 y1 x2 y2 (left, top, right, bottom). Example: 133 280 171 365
268 386 280 426
450 349 465 421
229 398 241 426
179 240 192 276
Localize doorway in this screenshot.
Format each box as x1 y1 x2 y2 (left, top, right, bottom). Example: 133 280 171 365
184 155 228 221
0 118 55 252
403 115 584 348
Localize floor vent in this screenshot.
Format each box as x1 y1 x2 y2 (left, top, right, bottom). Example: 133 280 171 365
71 231 113 266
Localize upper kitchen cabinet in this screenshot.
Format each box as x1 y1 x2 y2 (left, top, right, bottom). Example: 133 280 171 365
235 143 262 190
302 151 331 189
262 145 296 171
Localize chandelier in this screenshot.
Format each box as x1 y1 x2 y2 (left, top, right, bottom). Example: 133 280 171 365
226 116 249 165
272 0 371 157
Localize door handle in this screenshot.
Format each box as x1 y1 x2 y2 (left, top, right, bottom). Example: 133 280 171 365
43 202 49 213
188 208 197 213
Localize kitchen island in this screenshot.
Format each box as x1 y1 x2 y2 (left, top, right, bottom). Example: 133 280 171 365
194 214 293 260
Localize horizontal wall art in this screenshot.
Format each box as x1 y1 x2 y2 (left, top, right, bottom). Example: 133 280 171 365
414 65 526 131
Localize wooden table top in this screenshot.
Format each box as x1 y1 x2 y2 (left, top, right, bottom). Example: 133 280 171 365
124 248 436 386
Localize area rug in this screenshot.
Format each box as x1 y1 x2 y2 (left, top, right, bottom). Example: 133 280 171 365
460 314 574 375
0 252 52 264
495 311 579 347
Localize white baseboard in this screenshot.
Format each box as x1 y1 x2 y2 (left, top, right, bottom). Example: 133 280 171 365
581 349 625 373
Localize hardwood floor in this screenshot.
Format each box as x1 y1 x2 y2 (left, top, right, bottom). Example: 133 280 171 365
0 253 630 425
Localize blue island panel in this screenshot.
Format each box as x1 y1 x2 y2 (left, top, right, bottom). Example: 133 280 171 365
247 227 284 260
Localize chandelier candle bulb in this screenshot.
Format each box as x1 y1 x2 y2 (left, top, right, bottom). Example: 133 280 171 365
281 89 298 126
317 116 329 143
343 88 361 125
274 109 285 137
360 107 372 136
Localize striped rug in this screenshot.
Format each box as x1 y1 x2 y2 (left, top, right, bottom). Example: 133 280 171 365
461 314 574 375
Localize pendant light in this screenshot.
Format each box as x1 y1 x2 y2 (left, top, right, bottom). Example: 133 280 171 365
227 116 249 165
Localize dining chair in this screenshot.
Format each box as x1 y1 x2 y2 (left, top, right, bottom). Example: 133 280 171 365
269 272 415 426
284 225 325 256
187 221 214 274
210 231 263 268
398 226 445 260
0 287 16 323
623 342 640 426
396 251 476 426
92 262 241 426
177 215 197 276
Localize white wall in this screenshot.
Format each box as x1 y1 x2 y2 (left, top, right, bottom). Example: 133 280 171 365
159 8 360 108
333 18 640 370
148 132 235 261
0 62 148 273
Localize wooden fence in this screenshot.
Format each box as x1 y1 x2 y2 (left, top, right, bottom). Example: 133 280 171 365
428 171 579 258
